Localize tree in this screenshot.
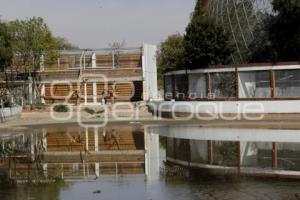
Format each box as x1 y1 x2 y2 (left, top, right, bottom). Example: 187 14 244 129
157 34 185 73
183 16 234 69
192 0 210 19
7 17 59 72
247 15 277 63
269 0 300 61
0 21 13 72
55 37 79 50
249 0 300 62
6 17 67 105
157 34 185 88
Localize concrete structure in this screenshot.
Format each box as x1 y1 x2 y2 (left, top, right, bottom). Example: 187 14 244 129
151 62 300 118
0 44 158 105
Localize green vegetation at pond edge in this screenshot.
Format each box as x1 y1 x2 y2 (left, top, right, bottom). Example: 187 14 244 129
31 103 47 110
84 107 105 115
53 104 69 112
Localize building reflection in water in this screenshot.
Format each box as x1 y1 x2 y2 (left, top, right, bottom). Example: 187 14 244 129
2 124 300 181
150 125 300 178
0 125 160 182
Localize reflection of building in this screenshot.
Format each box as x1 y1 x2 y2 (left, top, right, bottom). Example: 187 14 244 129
151 63 300 117
0 125 145 179
43 125 145 177
0 44 158 105
151 125 300 178
0 124 160 181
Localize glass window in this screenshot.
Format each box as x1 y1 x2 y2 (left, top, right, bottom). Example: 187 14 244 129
164 76 173 100
239 71 271 98
174 75 188 100
275 70 300 97
277 143 300 171
240 142 272 168
175 139 190 162
188 74 207 99
210 72 236 98
213 141 238 167
190 140 208 164
166 138 175 158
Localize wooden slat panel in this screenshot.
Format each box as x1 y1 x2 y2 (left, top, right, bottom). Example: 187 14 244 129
46 126 144 152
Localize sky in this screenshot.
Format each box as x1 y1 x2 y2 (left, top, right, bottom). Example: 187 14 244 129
0 0 196 48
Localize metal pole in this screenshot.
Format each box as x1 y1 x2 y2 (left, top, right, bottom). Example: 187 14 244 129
112 50 115 69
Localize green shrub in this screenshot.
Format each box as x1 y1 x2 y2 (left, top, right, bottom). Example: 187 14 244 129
53 104 69 112
31 103 46 110
84 107 96 115
84 107 105 115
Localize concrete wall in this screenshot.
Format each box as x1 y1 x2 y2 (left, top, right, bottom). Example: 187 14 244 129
142 43 158 101
149 100 300 114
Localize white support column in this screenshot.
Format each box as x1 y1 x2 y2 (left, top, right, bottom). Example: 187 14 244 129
42 128 47 152
85 128 89 151
94 127 99 152
42 128 48 176
84 83 87 104
92 52 97 68
41 83 45 104
145 126 160 181
30 133 35 161
94 127 100 177
93 82 97 103
28 77 33 105
142 43 158 101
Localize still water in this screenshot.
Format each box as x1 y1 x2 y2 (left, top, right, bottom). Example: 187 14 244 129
1 175 300 200
1 123 300 200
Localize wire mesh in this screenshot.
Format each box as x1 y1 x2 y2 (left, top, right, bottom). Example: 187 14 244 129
207 0 273 63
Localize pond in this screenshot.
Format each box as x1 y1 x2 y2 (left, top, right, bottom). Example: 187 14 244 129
1 123 300 200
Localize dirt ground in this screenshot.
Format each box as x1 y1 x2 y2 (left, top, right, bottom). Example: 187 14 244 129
1 104 300 131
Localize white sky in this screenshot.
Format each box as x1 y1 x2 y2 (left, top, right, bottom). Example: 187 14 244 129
0 0 196 48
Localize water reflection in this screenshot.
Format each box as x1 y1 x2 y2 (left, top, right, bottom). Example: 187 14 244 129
0 125 154 181
2 124 300 200
151 125 300 177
